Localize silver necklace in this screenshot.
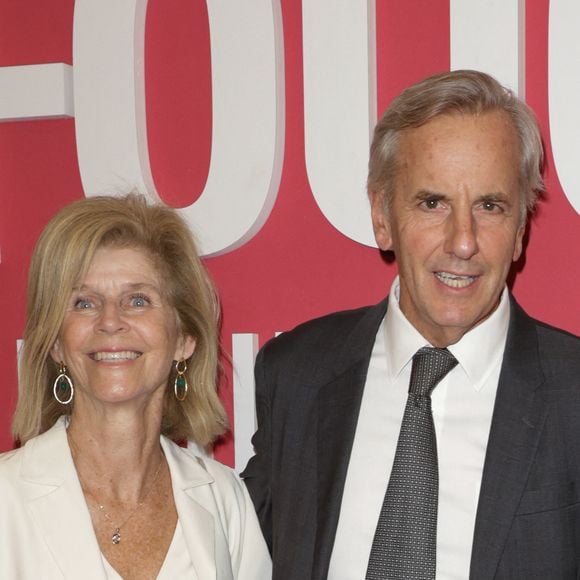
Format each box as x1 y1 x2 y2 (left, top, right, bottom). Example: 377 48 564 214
95 459 164 545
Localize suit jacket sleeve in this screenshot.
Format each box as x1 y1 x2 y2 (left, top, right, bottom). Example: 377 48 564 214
241 343 274 551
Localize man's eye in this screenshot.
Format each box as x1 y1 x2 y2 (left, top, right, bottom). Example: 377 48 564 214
422 198 441 209
482 201 502 212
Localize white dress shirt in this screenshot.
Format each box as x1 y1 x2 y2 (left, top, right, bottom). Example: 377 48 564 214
328 277 510 580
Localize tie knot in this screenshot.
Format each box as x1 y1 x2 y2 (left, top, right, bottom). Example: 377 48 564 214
409 347 458 398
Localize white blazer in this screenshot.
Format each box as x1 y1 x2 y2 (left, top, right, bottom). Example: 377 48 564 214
0 418 271 579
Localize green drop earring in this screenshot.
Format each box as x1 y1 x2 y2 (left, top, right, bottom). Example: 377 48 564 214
53 361 74 404
174 359 188 401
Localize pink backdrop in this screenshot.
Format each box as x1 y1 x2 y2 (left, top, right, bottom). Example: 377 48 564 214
0 1 578 465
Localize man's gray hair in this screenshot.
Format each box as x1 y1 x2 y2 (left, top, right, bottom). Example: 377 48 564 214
368 69 545 221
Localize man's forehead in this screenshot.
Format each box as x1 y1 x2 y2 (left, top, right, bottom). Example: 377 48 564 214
391 111 521 199
396 111 520 162
401 110 514 137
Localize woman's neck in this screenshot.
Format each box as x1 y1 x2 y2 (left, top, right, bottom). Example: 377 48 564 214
66 406 165 503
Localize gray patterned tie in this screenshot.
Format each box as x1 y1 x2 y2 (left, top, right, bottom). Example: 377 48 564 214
366 347 458 580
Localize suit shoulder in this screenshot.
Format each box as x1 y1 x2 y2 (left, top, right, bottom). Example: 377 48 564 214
535 318 580 343
261 302 381 362
535 319 580 368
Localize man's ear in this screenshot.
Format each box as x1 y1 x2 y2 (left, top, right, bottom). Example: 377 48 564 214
370 190 393 251
512 222 526 263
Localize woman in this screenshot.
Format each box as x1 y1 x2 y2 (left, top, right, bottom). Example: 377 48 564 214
0 194 271 579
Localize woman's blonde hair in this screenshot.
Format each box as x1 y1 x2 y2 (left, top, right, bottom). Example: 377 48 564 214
13 194 228 448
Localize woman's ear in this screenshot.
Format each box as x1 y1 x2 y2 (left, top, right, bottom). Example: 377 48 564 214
176 334 196 361
50 339 63 364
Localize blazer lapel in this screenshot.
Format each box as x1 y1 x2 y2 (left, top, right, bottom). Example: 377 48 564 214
312 298 388 580
161 438 218 580
470 300 548 580
21 419 106 579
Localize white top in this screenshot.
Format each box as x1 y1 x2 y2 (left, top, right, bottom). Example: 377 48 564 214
328 276 509 580
0 418 271 580
102 521 194 578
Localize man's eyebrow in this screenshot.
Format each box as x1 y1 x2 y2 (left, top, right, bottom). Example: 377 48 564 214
415 189 447 200
476 192 513 204
413 190 513 203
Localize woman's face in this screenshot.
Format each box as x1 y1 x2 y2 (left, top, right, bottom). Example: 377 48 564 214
52 246 195 408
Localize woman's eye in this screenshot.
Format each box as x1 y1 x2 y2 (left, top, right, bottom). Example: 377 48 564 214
74 298 93 309
129 294 150 307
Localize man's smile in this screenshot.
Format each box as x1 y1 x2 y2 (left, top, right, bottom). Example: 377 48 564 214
434 272 478 289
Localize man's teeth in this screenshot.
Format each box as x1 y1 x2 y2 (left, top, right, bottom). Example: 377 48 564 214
435 272 476 288
92 351 141 361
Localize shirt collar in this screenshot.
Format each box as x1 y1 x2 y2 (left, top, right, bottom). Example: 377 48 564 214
384 276 510 390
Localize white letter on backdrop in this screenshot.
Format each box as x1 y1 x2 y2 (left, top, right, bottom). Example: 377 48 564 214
73 0 154 197
0 64 73 121
450 0 524 95
303 0 377 248
549 0 580 214
73 0 285 255
232 333 259 472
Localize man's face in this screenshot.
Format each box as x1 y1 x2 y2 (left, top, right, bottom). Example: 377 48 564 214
371 111 525 347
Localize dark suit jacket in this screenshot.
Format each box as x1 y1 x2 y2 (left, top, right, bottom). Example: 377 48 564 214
242 296 580 580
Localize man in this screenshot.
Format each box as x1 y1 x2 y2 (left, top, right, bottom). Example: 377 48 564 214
242 70 580 579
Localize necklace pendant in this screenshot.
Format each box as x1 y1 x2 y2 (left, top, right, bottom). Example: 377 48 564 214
112 528 121 545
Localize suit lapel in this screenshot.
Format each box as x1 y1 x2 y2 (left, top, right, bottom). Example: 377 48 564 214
470 300 548 580
312 299 388 580
311 360 373 579
21 419 106 579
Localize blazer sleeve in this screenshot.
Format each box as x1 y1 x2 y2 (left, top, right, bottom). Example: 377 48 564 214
240 344 274 552
233 475 273 580
195 454 272 580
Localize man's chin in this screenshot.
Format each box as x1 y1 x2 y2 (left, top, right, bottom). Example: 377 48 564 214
415 311 486 346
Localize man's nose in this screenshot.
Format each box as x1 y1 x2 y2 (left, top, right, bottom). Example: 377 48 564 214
444 209 479 260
